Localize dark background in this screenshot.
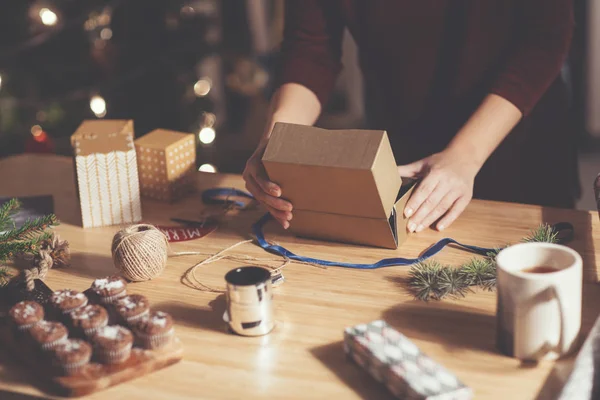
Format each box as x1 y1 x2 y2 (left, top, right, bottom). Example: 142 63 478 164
0 0 594 179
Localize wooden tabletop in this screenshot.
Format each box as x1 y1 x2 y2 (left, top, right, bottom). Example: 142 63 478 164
0 154 599 400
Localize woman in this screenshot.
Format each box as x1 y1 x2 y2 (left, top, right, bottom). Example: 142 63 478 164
243 1 579 233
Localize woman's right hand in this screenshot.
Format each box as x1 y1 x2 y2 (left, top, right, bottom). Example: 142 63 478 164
243 141 294 229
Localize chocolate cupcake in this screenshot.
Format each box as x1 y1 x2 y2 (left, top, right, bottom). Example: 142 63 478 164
91 325 133 364
53 339 92 376
50 289 88 314
115 294 149 325
90 276 127 304
70 304 108 337
30 320 68 351
132 311 174 349
9 301 44 331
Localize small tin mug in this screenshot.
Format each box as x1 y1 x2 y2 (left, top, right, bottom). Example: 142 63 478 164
223 266 274 336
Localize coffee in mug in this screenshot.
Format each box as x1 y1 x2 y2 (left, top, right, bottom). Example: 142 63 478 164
496 243 582 361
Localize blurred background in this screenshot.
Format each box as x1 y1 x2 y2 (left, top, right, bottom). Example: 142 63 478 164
0 0 598 210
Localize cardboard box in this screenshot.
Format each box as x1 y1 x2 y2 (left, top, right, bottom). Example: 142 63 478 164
134 129 196 202
71 120 142 228
262 122 416 249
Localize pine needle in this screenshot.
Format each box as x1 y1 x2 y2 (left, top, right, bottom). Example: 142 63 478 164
0 198 20 231
437 267 470 299
459 257 496 290
408 261 444 301
523 224 559 244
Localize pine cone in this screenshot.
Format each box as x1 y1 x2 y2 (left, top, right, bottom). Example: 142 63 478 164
39 233 70 268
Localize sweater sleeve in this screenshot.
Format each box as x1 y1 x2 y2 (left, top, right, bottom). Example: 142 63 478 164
489 0 574 116
276 1 345 107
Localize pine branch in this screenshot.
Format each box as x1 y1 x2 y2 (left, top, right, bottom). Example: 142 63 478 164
0 214 58 244
523 224 559 244
437 267 470 299
459 257 496 290
0 198 21 231
408 261 445 301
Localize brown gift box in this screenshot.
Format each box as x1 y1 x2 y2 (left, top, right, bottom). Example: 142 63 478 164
134 129 196 202
71 120 142 228
262 122 416 249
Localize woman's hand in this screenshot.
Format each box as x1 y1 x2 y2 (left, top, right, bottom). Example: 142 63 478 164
397 148 481 232
242 141 293 229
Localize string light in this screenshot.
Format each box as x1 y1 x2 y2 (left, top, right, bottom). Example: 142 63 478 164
31 125 43 136
199 164 216 173
0 74 2 92
39 8 58 26
193 78 211 97
198 127 216 144
90 95 107 118
100 28 113 40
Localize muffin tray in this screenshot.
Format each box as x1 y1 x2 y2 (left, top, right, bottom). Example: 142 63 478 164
0 279 183 397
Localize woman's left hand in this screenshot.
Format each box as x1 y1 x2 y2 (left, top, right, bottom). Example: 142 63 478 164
397 148 481 232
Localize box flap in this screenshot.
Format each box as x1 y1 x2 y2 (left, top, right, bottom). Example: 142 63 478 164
262 123 402 219
71 120 134 156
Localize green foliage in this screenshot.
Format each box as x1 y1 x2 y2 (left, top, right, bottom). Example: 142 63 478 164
408 224 561 301
0 199 59 286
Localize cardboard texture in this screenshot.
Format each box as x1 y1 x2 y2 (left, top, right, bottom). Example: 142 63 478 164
71 120 142 228
135 129 196 202
262 122 415 249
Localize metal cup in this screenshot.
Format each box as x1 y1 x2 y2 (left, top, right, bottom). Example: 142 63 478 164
223 266 274 336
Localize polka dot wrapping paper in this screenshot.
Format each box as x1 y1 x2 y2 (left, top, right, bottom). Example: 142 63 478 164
344 320 473 400
135 129 197 202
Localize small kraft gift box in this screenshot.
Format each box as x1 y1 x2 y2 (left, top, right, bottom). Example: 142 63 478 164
262 122 416 249
134 129 196 202
71 120 142 228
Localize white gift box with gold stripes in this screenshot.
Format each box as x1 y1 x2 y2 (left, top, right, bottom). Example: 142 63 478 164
71 120 142 228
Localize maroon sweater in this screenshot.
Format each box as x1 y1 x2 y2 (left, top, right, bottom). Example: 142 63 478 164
277 1 578 208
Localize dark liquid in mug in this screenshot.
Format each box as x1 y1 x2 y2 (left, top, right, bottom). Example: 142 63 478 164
521 266 560 274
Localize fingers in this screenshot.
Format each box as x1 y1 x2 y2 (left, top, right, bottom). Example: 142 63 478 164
397 159 426 179
404 175 439 220
406 180 446 233
436 196 470 231
244 173 292 212
265 204 292 229
253 161 282 197
415 191 459 233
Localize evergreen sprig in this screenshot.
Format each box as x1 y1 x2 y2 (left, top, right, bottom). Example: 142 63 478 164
408 223 560 301
0 199 59 286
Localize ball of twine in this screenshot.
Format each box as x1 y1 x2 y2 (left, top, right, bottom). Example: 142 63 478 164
111 224 169 282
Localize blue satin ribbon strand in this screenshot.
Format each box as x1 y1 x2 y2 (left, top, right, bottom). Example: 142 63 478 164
202 188 575 270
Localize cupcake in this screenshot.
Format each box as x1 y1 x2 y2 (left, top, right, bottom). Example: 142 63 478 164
115 294 149 325
9 301 44 331
91 325 134 364
50 289 88 314
132 311 174 349
53 339 92 376
90 276 127 304
30 320 68 351
70 304 108 337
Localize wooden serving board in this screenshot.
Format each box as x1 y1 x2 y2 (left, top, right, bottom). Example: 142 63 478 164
0 280 184 397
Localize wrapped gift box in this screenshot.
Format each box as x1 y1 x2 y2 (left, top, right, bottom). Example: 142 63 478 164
134 129 196 202
344 320 473 400
262 122 416 249
71 120 142 228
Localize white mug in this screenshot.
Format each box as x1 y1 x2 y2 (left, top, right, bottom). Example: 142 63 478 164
496 243 582 361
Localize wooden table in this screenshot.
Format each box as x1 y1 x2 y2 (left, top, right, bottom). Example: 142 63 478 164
0 154 599 400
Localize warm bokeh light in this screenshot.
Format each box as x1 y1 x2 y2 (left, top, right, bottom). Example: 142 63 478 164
198 164 216 173
193 78 211 97
198 127 216 144
90 95 107 118
100 28 113 40
31 125 43 136
0 74 2 91
39 8 58 26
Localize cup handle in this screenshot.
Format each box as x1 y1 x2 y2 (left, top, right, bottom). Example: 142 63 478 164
551 285 567 355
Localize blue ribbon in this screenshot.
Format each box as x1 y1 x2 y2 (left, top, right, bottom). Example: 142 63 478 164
202 188 574 270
